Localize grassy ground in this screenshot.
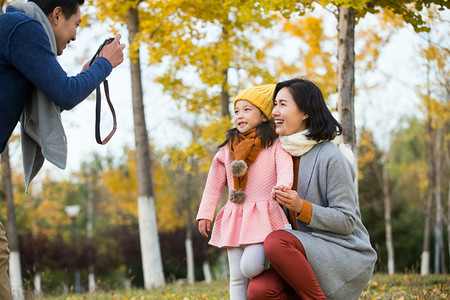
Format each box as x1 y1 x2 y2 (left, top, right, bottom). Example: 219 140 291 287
360 273 449 299
34 273 449 300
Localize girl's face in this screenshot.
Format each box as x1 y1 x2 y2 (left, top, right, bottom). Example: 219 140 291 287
272 87 309 136
234 100 267 133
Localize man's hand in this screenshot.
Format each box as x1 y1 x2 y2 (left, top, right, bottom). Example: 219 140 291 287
81 60 90 72
100 34 126 68
198 219 211 238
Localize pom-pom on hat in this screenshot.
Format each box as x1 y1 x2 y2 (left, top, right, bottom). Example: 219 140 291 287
233 84 276 120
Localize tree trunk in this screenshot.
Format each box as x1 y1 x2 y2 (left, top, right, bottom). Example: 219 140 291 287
202 261 212 283
185 171 195 284
337 6 356 152
87 180 95 292
221 68 230 117
434 126 444 274
447 179 450 272
421 58 435 275
185 238 194 284
372 155 394 274
1 145 24 300
382 160 394 274
337 6 359 205
421 183 433 275
32 197 41 296
127 6 165 289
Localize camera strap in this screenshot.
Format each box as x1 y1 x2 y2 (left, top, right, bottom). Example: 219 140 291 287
89 38 117 145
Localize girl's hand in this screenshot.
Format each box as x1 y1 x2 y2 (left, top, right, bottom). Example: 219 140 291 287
274 188 304 213
198 219 211 238
272 185 289 200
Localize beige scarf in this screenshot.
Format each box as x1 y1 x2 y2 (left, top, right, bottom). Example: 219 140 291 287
279 130 354 164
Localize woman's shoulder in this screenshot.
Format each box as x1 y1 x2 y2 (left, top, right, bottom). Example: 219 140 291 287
314 142 353 165
315 141 356 176
315 141 340 157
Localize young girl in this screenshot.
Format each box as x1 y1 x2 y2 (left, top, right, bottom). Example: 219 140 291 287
196 84 293 300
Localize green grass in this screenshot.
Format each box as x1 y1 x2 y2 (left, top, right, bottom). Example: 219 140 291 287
361 273 449 299
33 273 449 300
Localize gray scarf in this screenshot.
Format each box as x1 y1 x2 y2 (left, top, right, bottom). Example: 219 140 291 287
12 1 67 193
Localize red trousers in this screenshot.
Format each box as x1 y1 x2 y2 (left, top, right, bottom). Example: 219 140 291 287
247 230 326 300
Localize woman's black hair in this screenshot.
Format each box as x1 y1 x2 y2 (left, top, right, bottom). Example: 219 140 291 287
274 78 342 142
29 0 84 17
218 121 277 149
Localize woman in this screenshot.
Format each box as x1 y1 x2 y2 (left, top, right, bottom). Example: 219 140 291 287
247 78 377 300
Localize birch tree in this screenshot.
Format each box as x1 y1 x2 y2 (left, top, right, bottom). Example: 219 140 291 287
253 0 448 276
127 5 165 288
417 25 449 273
1 0 13 13
358 130 395 274
163 122 209 284
148 0 278 282
153 0 277 121
1 3 20 298
78 155 105 292
253 0 449 150
1 144 24 300
87 0 168 288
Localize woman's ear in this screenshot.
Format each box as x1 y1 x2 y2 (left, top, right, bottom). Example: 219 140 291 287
302 113 309 121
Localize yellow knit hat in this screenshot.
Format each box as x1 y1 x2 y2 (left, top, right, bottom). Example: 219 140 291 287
233 84 276 120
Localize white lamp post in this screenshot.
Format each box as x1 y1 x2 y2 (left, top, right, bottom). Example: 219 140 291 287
65 205 81 294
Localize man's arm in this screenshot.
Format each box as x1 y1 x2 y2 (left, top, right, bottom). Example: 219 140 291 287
8 20 120 109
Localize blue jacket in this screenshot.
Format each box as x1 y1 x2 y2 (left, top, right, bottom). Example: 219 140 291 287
0 6 112 153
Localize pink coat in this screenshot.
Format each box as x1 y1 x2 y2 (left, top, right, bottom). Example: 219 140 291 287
196 138 293 248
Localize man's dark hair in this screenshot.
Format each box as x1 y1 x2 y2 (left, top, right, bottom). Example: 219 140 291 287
29 0 84 17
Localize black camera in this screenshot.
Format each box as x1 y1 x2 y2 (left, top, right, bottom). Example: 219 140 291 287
90 37 115 67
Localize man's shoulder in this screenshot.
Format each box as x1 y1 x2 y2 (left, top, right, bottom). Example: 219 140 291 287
1 6 38 29
0 6 45 50
3 6 30 20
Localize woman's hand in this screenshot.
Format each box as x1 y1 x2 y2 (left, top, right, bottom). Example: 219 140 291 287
198 219 211 238
273 186 304 213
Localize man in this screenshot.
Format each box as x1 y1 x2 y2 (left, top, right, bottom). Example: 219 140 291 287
0 0 125 297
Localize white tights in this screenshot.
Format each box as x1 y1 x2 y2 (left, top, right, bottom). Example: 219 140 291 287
227 244 266 300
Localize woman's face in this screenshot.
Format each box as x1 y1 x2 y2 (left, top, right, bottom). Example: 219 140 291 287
272 87 309 136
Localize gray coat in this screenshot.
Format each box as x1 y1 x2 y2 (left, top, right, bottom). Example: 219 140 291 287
285 142 377 299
